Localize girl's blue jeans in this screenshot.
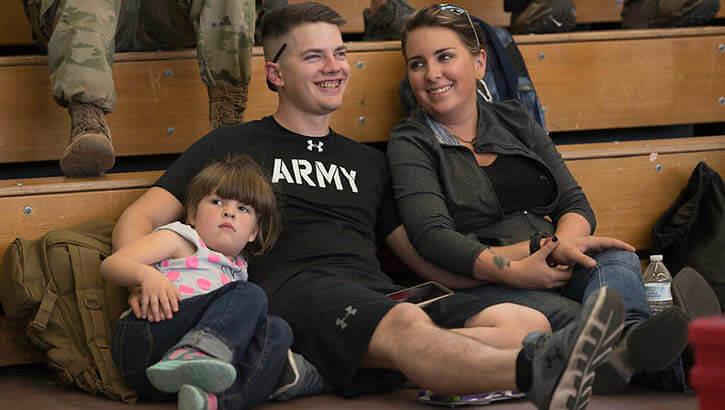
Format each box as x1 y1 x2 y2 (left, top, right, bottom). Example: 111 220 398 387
111 280 293 409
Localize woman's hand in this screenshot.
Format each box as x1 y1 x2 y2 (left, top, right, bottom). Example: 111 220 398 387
511 238 572 289
548 235 636 268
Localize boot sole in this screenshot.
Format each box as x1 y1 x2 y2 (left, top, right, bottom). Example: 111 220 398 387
60 134 115 177
672 267 721 319
627 307 689 371
549 288 625 410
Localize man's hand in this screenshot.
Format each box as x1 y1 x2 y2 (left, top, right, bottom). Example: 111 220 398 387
548 235 636 268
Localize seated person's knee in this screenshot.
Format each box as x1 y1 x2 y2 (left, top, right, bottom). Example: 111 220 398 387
383 302 433 331
467 303 551 335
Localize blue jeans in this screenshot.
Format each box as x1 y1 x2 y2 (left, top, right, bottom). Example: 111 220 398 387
111 281 293 409
460 249 687 391
560 249 650 327
461 250 646 329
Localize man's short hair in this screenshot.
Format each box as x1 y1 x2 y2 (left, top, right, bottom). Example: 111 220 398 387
260 2 346 60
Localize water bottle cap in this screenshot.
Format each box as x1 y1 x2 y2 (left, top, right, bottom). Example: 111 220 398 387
650 254 663 261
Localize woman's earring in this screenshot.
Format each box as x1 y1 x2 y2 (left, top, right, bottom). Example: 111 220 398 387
477 78 492 103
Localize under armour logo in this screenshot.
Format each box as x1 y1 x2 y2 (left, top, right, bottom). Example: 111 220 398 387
307 139 324 152
335 305 357 329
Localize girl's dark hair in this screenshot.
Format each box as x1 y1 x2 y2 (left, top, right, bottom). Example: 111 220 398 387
401 5 486 59
185 154 280 258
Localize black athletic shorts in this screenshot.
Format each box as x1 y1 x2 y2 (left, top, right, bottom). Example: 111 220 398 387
273 271 507 397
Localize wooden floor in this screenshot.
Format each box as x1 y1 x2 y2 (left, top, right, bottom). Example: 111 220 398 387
0 363 699 410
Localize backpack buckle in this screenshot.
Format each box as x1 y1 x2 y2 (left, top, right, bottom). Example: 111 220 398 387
85 294 102 310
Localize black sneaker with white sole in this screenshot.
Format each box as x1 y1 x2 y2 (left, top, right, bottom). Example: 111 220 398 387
270 350 334 401
523 287 625 410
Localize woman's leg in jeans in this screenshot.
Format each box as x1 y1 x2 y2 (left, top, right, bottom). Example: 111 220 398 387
560 249 649 326
559 249 689 392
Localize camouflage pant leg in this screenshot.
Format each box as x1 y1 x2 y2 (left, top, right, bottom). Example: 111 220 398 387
185 0 255 95
134 0 254 108
42 0 121 112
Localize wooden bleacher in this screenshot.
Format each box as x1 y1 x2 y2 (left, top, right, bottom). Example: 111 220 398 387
4 1 724 46
1 0 724 376
2 26 724 162
291 0 725 32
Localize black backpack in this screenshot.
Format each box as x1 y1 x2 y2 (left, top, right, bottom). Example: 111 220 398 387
652 162 725 311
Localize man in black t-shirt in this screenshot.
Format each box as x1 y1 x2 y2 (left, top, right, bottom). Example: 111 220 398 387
113 3 625 408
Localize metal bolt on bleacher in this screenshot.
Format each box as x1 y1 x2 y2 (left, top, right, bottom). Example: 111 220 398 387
23 206 32 216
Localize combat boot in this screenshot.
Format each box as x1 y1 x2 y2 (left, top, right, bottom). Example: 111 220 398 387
510 0 577 34
622 0 720 28
60 103 114 177
209 84 248 128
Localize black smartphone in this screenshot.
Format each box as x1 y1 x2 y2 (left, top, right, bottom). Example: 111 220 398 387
386 281 454 307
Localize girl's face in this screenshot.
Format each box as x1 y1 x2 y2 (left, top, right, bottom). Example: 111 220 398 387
188 194 259 258
405 26 485 122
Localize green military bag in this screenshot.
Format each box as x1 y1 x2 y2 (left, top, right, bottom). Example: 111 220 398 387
0 219 137 403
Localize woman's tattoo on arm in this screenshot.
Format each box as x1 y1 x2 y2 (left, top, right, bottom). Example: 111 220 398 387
485 248 511 270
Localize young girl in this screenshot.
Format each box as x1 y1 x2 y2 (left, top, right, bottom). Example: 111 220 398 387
102 154 291 410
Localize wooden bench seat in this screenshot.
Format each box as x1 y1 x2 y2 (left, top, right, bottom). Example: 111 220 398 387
2 26 724 164
2 136 723 367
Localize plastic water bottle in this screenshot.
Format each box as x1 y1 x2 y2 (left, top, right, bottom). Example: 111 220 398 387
642 254 673 315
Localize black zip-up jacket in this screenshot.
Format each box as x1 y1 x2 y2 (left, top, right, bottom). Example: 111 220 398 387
387 98 595 277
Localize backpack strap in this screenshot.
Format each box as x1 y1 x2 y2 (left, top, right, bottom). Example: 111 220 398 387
70 242 137 403
27 285 58 334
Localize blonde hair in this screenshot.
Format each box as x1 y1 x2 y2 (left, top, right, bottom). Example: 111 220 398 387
185 154 280 258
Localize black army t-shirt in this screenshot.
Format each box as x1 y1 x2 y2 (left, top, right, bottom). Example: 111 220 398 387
156 116 401 308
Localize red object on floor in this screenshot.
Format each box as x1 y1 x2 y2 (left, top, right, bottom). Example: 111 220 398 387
689 316 725 410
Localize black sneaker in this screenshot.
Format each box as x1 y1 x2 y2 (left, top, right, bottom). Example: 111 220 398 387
270 351 333 401
593 306 689 394
523 287 625 409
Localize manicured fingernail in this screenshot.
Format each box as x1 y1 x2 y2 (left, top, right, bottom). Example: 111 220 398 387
552 236 558 242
